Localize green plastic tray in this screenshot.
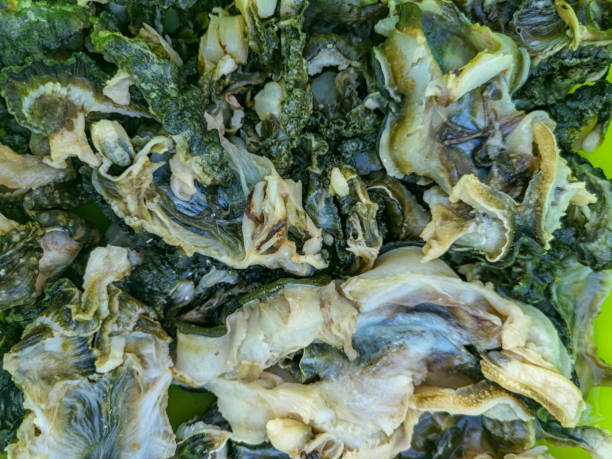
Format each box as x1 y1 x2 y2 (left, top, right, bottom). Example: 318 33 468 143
543 70 612 459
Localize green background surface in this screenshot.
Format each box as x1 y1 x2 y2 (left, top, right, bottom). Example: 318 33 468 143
543 69 612 459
